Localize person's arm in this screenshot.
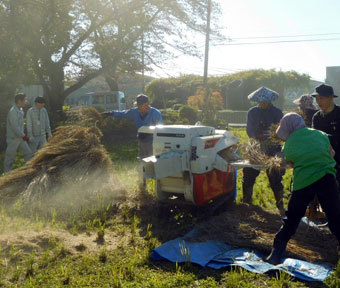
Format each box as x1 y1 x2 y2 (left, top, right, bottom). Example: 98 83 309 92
246 110 262 139
311 113 318 129
276 109 284 123
282 144 294 168
8 109 25 138
246 110 256 138
154 110 163 125
26 109 33 139
106 109 136 121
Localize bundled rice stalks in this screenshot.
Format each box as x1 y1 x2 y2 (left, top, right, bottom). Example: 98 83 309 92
66 106 106 128
0 122 113 202
269 123 282 144
238 139 285 172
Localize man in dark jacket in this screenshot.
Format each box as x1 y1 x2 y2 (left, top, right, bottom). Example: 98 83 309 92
312 84 340 184
243 87 285 215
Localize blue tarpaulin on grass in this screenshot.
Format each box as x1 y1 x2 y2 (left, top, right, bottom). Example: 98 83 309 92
151 230 333 282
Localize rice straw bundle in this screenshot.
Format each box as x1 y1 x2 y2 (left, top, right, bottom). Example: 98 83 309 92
66 106 105 127
238 139 285 172
269 123 282 144
0 111 113 202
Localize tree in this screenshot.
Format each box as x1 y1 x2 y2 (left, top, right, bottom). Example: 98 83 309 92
146 70 311 110
1 0 223 115
188 87 222 111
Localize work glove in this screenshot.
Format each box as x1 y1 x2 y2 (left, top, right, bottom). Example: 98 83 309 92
22 135 29 142
256 134 265 140
101 111 112 118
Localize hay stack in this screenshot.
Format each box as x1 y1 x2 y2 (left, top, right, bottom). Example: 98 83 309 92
239 139 285 172
0 107 113 202
66 106 105 127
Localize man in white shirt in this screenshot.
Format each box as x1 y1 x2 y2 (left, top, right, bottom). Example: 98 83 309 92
26 97 52 153
4 93 33 172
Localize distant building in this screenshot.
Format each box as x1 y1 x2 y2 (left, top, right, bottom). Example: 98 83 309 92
18 85 43 105
326 66 340 105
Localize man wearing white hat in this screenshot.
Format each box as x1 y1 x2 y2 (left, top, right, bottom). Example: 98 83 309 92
293 94 317 128
243 87 285 215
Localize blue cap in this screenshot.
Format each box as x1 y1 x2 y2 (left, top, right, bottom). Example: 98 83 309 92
136 94 149 105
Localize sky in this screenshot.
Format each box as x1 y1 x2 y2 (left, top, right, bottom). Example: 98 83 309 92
151 0 340 81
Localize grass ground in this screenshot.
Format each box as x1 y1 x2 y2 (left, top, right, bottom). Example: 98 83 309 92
0 129 339 287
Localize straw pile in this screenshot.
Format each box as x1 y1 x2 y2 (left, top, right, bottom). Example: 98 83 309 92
65 106 106 127
0 107 114 203
238 139 285 172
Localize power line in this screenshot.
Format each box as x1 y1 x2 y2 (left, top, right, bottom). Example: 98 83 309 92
229 32 340 40
215 37 340 46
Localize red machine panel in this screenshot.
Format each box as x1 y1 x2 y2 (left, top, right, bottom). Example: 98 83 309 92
193 169 235 206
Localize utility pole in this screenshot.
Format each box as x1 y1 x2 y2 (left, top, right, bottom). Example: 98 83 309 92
142 32 145 93
203 0 211 94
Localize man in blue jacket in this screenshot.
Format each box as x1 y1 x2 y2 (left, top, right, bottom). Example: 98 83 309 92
103 94 162 188
243 87 285 215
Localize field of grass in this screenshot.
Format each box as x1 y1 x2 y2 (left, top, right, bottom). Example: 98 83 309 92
0 129 339 287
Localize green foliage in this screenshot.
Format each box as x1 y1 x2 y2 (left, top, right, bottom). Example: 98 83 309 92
172 104 183 111
325 260 340 287
146 75 203 108
1 0 223 114
161 110 180 125
101 118 137 145
146 70 311 111
179 105 198 124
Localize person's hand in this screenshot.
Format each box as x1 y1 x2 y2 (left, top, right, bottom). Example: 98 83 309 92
22 135 29 142
101 111 111 118
256 134 265 140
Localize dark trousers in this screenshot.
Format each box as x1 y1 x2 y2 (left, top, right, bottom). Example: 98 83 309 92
275 174 340 244
243 167 285 207
336 165 340 186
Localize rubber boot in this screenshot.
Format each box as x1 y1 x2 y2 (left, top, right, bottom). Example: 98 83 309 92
265 239 287 265
242 184 253 204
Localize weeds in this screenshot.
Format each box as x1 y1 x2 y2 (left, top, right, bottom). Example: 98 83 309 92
325 260 340 288
25 252 35 278
99 246 107 263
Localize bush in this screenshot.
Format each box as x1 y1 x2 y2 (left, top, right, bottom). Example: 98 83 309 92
160 110 180 124
179 105 198 124
172 104 183 111
101 118 136 145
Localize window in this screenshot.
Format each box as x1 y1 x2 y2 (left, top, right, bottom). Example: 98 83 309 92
92 95 104 104
106 94 117 104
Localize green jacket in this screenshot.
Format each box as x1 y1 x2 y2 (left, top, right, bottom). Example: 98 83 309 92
283 127 336 191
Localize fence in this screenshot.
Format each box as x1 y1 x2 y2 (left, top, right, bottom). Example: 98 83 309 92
217 110 248 124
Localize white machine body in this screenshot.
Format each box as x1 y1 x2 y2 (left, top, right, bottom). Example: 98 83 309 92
140 125 255 205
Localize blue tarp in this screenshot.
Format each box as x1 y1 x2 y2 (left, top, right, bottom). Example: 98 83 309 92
151 230 333 282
